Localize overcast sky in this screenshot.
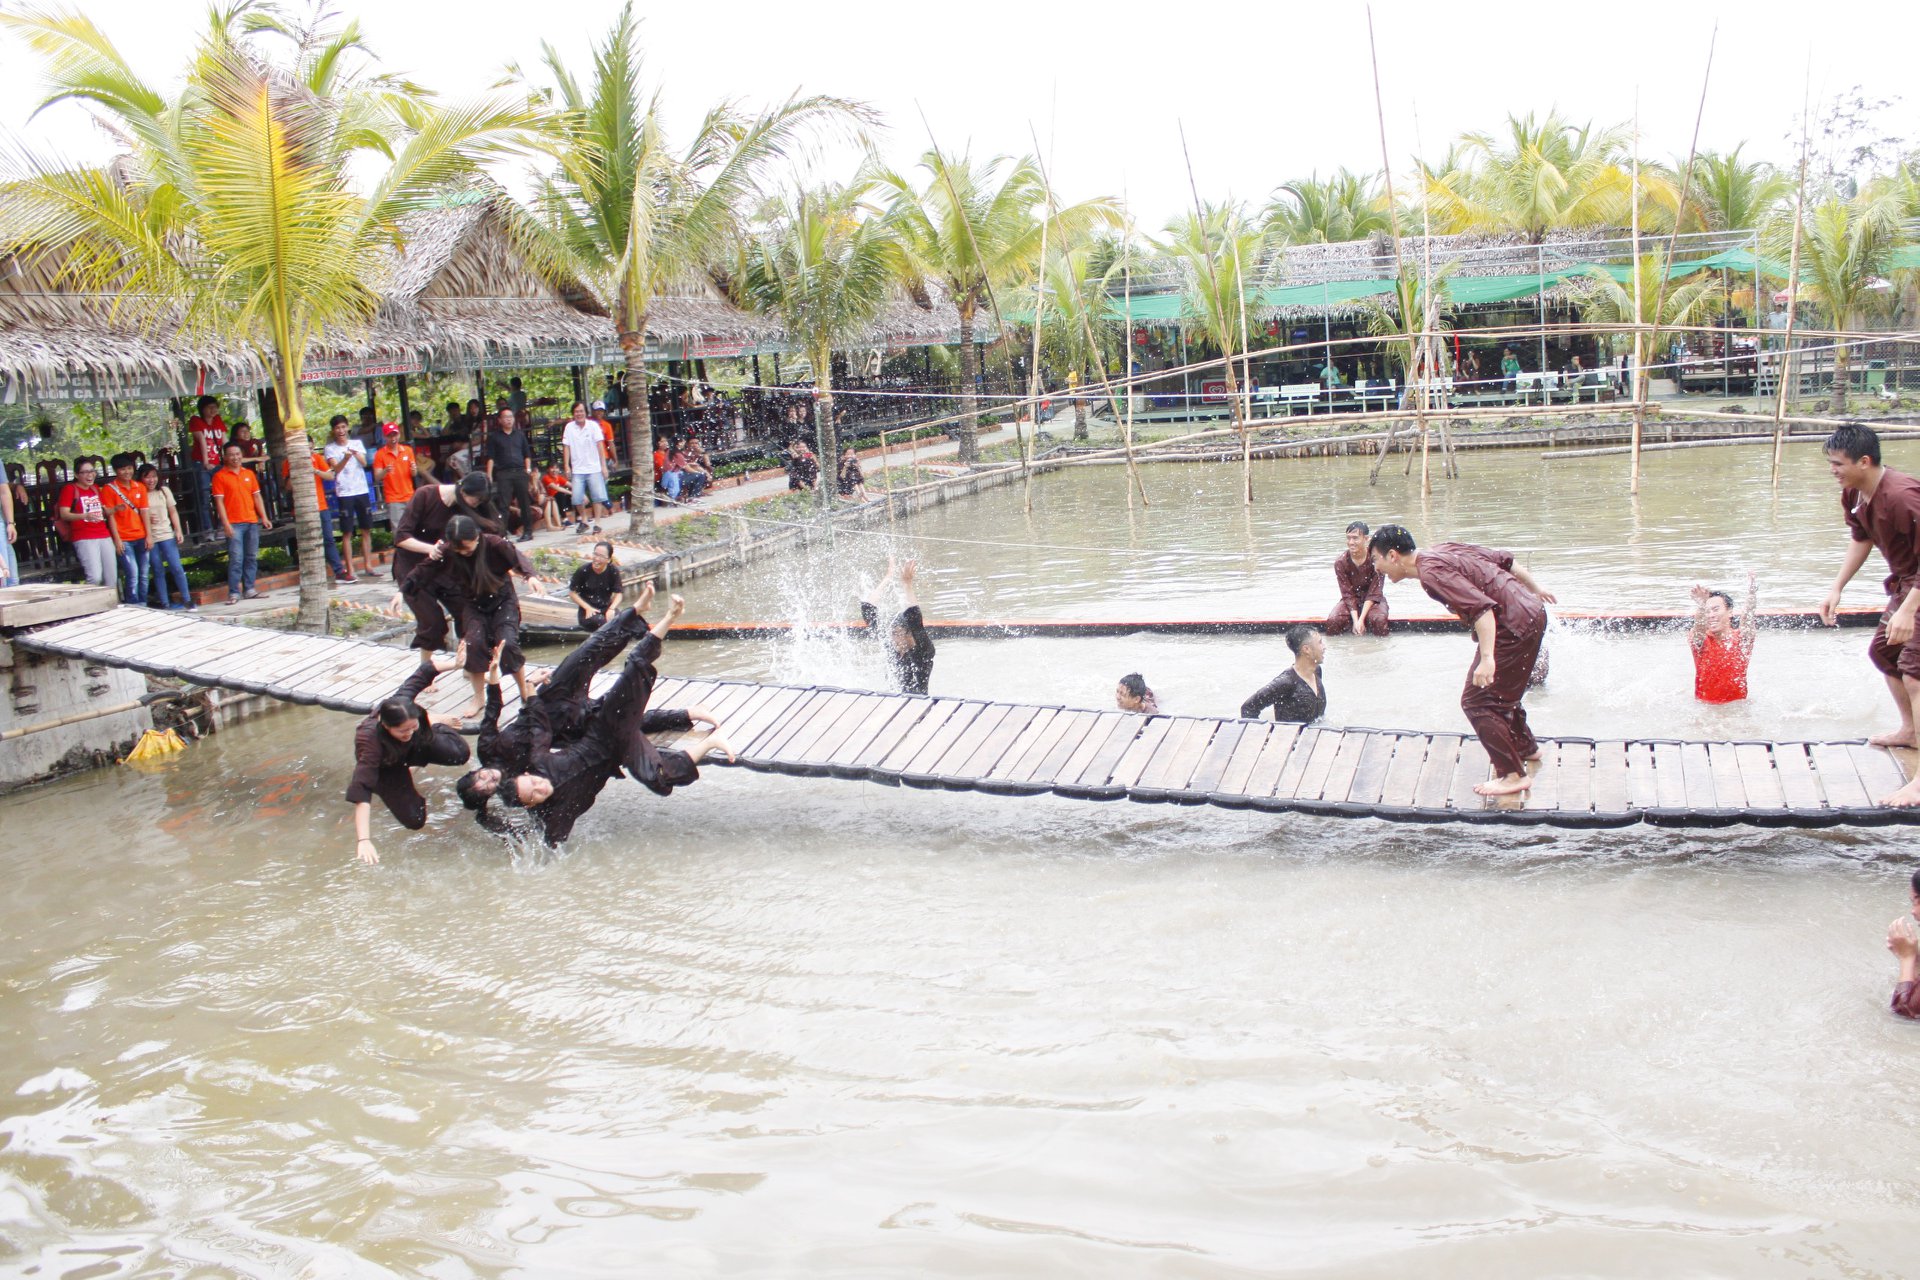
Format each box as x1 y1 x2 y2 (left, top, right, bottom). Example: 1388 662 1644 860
2 0 1912 227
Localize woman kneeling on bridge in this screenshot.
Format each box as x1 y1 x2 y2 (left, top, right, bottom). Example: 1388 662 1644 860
1370 525 1556 798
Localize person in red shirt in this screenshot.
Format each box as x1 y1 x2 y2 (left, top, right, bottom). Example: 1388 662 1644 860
185 394 226 532
372 423 424 527
58 459 117 588
1817 423 1920 804
1371 525 1555 798
99 452 151 604
211 441 272 604
1689 574 1756 703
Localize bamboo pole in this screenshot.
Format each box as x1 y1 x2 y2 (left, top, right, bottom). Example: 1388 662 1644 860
1363 5 1418 490
1771 71 1813 488
1176 122 1252 504
1021 183 1051 514
1120 191 1147 507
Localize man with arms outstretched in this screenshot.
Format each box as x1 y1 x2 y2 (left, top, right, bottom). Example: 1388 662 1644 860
1817 423 1920 806
1371 525 1555 798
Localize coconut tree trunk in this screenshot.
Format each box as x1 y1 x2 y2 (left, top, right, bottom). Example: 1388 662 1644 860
271 356 329 634
620 317 656 537
814 342 839 510
955 303 981 465
1074 358 1091 440
1832 337 1850 416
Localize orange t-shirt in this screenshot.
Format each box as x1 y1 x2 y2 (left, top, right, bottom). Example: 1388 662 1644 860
1692 630 1750 703
282 456 330 511
542 472 568 497
598 417 616 451
210 466 262 525
100 478 149 542
373 443 417 503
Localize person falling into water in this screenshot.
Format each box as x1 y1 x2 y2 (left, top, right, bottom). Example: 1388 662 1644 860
346 646 472 864
469 594 735 847
1817 423 1920 807
1327 521 1390 637
1115 672 1159 714
1239 625 1327 724
1887 866 1920 1019
861 556 936 695
1370 525 1555 798
1689 573 1757 704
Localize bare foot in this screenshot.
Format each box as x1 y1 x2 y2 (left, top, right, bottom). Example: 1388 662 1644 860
1870 728 1917 748
1474 772 1534 797
1880 780 1920 807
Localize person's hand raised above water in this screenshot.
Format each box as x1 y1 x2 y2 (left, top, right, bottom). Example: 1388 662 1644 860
1890 918 1918 958
899 559 918 586
1690 584 1711 606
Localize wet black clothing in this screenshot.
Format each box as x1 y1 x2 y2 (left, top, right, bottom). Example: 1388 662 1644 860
1240 666 1327 725
478 608 646 775
345 660 472 827
392 487 502 651
861 601 936 695
403 534 534 676
568 562 622 629
488 631 697 844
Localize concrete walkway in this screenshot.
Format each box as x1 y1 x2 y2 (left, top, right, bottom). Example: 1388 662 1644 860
200 423 1024 626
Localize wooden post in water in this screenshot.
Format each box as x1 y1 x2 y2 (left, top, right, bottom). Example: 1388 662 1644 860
1771 74 1813 489
1120 195 1148 508
1630 111 1645 494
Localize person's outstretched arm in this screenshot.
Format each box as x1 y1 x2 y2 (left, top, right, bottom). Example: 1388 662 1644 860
1508 563 1556 605
1688 584 1711 649
1821 537 1874 625
1889 922 1919 1019
1741 571 1759 653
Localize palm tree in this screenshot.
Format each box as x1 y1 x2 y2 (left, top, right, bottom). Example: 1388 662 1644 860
525 3 868 532
879 147 1117 464
1764 184 1908 413
1154 201 1270 407
736 181 906 506
2 7 544 630
1358 265 1455 388
1418 112 1656 240
1266 169 1394 244
1693 147 1793 232
1036 237 1123 440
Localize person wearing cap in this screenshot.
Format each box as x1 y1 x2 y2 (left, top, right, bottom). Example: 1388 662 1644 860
591 400 620 470
372 424 428 529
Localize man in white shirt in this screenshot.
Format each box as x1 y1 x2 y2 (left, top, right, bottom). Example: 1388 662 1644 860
560 399 611 533
323 413 377 579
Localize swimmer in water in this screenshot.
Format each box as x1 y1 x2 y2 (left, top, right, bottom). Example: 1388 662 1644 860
1115 672 1158 714
1689 573 1757 703
860 556 936 695
347 645 471 864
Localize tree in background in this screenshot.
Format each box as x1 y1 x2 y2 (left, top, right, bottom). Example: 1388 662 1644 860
1266 169 1394 245
1418 112 1663 240
1 5 543 630
1765 184 1909 413
1036 236 1124 440
524 2 868 532
737 180 906 506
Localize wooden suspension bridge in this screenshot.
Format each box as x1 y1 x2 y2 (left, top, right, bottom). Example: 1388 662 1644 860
10 602 1919 828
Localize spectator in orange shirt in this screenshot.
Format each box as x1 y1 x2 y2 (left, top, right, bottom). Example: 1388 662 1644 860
283 437 350 583
592 400 619 467
211 441 272 604
100 452 151 604
372 423 425 527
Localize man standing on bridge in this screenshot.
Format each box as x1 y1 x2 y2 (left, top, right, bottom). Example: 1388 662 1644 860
1817 423 1920 807
1370 526 1555 798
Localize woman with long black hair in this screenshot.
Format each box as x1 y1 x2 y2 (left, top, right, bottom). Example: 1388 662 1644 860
345 647 471 864
403 513 544 722
388 472 505 657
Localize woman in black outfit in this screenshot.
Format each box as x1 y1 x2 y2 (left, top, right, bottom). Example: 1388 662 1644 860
1240 625 1327 724
860 556 936 695
403 514 543 722
388 472 503 656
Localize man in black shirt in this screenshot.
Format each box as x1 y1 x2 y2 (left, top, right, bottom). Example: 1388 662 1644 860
568 540 625 630
484 407 538 540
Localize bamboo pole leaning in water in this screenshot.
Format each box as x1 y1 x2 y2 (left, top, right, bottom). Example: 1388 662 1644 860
1544 429 1920 460
1772 68 1814 489
1176 121 1252 504
1629 102 1647 493
1119 191 1148 508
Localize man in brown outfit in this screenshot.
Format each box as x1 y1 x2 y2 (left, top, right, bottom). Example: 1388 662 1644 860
1327 521 1390 636
1371 525 1556 797
1817 423 1920 806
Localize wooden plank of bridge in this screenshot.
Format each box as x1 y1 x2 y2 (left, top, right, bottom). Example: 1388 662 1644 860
1848 744 1907 804
997 707 1088 782
1332 732 1391 805
193 629 341 687
24 607 192 653
142 620 276 679
1029 709 1108 784
955 705 1040 778
1678 743 1715 810
1137 718 1215 791
728 687 815 757
1707 742 1747 811
834 698 930 772
1378 734 1428 809
804 695 903 766
1184 721 1247 795
982 707 1059 781
1412 734 1460 810
1063 715 1146 791
1448 737 1493 812
1591 741 1630 813
302 648 423 711
1556 741 1593 815
1524 742 1560 812
1107 716 1174 790
43 614 204 671
1734 743 1786 811
1809 743 1871 809
1212 722 1274 795
1626 743 1659 810
922 703 1011 778
1257 725 1314 801
875 699 968 773
1282 729 1341 802
1770 742 1824 810
783 692 883 764
766 690 863 762
899 702 989 776
1651 742 1687 810
648 678 715 713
